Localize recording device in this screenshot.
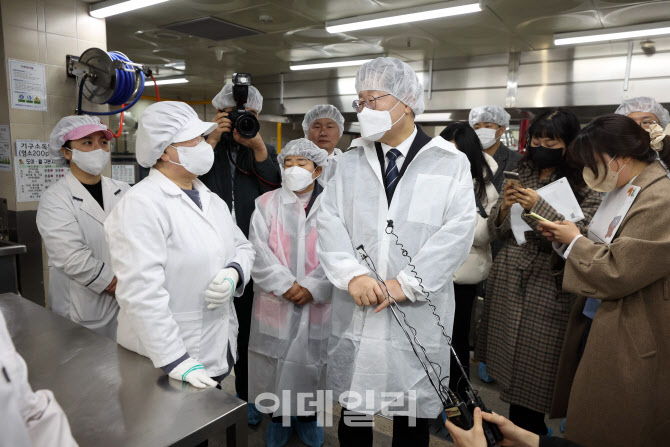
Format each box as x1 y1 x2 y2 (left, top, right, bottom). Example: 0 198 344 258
228 72 260 139
356 220 503 446
503 171 522 189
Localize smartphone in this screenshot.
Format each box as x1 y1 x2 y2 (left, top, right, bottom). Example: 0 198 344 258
524 212 551 223
503 171 523 189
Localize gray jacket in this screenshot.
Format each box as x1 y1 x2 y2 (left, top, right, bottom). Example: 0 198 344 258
491 143 523 193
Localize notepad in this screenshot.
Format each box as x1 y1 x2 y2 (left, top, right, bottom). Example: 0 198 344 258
511 177 585 245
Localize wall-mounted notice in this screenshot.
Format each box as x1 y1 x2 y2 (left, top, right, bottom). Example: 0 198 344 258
112 164 136 185
0 125 10 171
14 140 68 202
9 59 47 112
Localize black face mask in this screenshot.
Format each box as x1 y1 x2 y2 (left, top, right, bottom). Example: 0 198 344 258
528 145 563 170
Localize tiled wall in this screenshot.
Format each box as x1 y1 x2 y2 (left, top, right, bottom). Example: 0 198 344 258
1 0 108 212
0 0 107 304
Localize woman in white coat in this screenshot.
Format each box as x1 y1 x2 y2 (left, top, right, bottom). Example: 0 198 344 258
105 101 255 388
37 116 129 339
441 122 499 401
248 138 332 447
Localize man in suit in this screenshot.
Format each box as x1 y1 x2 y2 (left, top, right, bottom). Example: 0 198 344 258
317 57 475 447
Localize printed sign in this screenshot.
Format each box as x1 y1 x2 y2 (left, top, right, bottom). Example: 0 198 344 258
9 59 47 112
14 140 68 202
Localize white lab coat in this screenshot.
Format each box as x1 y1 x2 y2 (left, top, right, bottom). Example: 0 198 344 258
453 153 499 285
247 185 333 416
104 168 254 377
0 311 78 447
36 173 130 339
320 147 343 185
316 135 476 418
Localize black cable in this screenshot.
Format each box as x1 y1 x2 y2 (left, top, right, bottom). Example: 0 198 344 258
357 246 454 408
385 220 477 397
76 73 88 116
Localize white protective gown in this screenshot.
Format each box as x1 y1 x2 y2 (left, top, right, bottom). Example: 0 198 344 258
316 135 476 418
248 185 333 416
319 147 342 185
104 168 254 377
36 173 130 339
0 311 78 447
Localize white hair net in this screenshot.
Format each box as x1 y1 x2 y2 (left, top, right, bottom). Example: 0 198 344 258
302 105 345 137
278 138 329 168
212 83 263 113
355 57 425 115
49 115 112 165
615 96 670 128
135 101 216 168
469 105 511 128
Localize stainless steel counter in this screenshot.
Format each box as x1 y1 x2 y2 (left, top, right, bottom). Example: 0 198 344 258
0 293 247 447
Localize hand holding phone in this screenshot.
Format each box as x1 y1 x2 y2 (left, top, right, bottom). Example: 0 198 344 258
503 171 523 189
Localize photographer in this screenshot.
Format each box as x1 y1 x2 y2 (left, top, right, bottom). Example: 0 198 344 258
201 79 281 423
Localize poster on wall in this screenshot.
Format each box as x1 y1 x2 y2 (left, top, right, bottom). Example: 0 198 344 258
112 164 136 185
9 59 48 112
0 125 10 171
14 140 68 202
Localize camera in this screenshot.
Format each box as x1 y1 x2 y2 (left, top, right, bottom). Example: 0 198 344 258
228 72 260 139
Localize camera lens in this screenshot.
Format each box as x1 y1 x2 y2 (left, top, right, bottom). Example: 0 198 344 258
236 114 260 139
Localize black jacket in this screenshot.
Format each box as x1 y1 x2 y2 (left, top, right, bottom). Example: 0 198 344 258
491 142 523 193
199 136 281 237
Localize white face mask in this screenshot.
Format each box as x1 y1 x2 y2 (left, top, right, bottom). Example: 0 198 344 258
582 157 628 193
68 148 110 175
475 127 500 149
168 140 214 176
357 100 406 142
283 166 317 191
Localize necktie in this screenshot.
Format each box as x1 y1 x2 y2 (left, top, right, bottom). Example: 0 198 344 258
385 148 401 203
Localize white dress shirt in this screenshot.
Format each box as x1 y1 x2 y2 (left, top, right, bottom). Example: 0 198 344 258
380 126 417 172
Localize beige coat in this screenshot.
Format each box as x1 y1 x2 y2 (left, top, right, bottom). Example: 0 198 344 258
551 161 670 447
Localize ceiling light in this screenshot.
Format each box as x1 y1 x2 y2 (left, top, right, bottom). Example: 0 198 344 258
90 0 171 19
555 21 670 46
326 0 481 34
145 77 189 86
415 113 453 122
290 57 374 71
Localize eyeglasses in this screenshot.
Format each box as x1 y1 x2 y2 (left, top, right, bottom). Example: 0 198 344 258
637 119 657 129
352 93 393 112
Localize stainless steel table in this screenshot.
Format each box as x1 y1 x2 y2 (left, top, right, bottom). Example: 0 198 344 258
0 293 247 447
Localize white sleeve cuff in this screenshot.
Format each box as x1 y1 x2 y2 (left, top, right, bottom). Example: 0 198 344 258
562 235 582 259
397 271 426 302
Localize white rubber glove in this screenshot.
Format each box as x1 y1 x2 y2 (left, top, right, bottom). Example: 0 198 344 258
168 358 217 389
205 267 239 309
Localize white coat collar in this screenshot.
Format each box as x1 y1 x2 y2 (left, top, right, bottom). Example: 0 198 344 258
280 185 298 203
65 172 119 224
148 168 213 217
483 152 499 176
350 131 450 186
